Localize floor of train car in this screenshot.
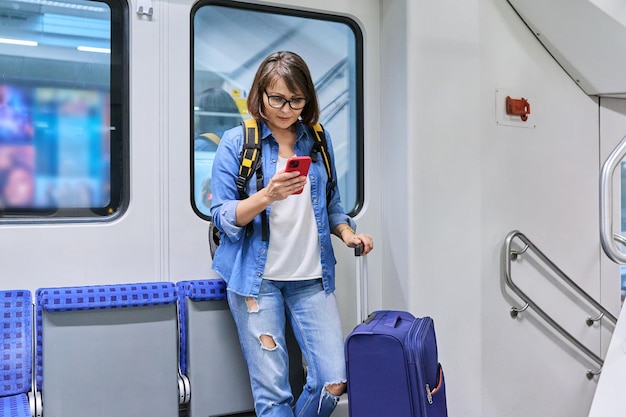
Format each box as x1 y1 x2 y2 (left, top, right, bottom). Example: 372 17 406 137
178 397 349 416
179 405 255 416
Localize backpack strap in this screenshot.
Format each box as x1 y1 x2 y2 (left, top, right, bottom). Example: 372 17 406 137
237 118 261 199
237 118 269 241
308 123 336 200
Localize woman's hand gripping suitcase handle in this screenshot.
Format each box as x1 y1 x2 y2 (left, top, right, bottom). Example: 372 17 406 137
337 224 373 255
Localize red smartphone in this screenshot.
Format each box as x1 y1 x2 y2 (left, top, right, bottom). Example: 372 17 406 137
284 156 311 194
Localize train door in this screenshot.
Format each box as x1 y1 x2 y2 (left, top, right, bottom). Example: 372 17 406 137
162 0 382 336
599 97 626 352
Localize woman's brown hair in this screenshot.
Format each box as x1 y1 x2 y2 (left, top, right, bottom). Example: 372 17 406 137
247 51 320 126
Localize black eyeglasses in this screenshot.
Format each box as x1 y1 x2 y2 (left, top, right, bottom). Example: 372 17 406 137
264 91 307 110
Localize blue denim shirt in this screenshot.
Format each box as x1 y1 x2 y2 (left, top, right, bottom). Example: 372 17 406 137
210 120 356 297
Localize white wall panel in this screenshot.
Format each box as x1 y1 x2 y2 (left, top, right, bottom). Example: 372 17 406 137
479 1 602 413
381 0 610 416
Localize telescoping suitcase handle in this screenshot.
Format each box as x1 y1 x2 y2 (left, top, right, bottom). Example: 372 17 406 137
355 245 368 324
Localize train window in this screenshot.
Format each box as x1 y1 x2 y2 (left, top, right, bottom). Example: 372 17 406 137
191 1 363 219
0 0 127 221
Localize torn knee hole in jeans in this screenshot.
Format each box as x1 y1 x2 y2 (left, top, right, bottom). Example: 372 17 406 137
317 381 346 412
324 382 347 397
245 297 259 313
259 334 277 350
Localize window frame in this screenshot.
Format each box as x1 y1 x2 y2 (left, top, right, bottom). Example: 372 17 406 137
190 0 364 220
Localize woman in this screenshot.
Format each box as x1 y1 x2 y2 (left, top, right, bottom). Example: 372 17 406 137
211 51 373 417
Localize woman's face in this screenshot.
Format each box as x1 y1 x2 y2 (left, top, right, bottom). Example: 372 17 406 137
263 78 305 133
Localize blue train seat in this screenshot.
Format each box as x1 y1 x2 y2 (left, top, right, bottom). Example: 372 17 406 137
177 279 255 416
0 290 33 417
35 282 179 417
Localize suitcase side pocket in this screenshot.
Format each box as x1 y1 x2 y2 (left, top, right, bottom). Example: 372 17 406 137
429 365 444 396
426 364 448 417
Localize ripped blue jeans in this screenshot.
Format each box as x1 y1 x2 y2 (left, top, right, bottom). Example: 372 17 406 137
227 279 346 417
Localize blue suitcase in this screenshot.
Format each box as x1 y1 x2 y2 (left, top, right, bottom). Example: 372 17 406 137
345 249 448 417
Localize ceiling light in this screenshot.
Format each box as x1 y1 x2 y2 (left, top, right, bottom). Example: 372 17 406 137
77 46 110 54
0 37 38 46
16 0 108 13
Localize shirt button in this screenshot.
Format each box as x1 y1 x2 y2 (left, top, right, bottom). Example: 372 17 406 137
313 199 318 204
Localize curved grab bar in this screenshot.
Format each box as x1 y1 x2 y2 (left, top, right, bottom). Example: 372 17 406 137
600 134 626 263
614 233 626 247
504 230 618 376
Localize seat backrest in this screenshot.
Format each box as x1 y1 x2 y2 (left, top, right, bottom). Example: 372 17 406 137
175 279 255 416
176 279 227 375
1 290 32 397
35 282 177 390
35 282 179 417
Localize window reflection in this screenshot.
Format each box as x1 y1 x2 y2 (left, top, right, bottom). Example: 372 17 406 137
0 0 124 219
193 88 244 214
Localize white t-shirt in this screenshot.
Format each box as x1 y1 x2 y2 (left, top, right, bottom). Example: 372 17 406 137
264 156 323 281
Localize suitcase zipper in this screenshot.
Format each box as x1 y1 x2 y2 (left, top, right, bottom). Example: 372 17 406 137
425 367 443 405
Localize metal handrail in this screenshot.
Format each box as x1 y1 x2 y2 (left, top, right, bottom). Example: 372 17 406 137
614 233 626 247
600 134 626 263
504 230 617 379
